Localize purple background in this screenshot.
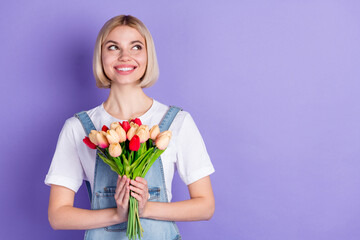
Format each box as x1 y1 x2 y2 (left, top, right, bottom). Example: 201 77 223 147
1 0 360 239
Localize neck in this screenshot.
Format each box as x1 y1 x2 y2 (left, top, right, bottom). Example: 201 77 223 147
103 83 153 120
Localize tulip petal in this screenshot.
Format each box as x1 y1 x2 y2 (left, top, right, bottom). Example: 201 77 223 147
88 130 99 145
129 135 140 151
150 125 160 140
109 142 122 157
121 121 130 133
83 137 97 149
102 125 109 132
131 118 142 126
96 131 109 148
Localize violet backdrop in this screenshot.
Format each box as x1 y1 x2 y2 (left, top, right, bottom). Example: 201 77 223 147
1 0 359 239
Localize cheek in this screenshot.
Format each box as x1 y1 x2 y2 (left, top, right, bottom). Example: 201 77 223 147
139 53 148 69
101 54 112 68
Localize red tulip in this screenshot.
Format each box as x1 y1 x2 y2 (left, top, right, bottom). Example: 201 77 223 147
83 137 96 149
129 135 140 151
121 121 130 133
131 118 142 126
102 125 109 132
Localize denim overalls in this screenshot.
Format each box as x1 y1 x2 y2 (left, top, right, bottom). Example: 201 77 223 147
75 106 182 240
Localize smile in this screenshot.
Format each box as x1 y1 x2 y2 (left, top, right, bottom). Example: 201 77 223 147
114 65 137 75
117 67 136 71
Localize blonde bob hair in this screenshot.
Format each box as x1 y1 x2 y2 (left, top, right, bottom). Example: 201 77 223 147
93 15 159 88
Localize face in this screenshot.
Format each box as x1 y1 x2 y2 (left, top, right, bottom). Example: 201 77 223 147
101 26 147 86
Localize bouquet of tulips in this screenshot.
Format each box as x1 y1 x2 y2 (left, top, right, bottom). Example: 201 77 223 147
82 118 171 240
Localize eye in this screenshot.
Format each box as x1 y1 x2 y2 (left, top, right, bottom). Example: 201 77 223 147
108 45 118 50
132 45 142 50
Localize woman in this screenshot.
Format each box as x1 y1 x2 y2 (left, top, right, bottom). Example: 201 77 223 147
45 15 215 239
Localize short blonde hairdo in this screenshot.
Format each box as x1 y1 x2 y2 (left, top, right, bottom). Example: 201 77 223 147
93 15 159 88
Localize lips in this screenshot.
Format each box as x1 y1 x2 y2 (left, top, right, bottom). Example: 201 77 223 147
114 65 137 75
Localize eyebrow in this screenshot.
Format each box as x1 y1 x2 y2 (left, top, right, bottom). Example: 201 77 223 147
104 40 145 46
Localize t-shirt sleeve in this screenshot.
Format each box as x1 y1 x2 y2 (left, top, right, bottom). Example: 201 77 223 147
44 118 85 192
176 113 215 185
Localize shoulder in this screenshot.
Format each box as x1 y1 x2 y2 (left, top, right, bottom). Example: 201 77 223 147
153 101 201 146
152 100 193 131
60 104 103 137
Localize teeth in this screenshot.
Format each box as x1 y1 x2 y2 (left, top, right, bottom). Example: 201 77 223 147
117 67 135 71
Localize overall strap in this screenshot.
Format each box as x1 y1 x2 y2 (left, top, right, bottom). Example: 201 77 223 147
159 106 182 132
75 111 96 135
74 111 96 202
156 105 182 204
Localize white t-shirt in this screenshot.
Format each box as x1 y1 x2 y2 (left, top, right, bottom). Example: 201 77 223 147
44 100 215 201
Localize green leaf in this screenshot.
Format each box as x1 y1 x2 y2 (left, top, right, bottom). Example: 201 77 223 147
141 149 165 178
122 154 131 178
130 148 153 170
98 153 121 175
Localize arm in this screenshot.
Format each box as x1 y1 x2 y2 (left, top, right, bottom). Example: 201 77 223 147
48 176 130 230
135 176 215 221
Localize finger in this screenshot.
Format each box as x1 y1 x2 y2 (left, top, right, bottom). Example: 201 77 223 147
130 179 147 189
115 175 127 200
114 176 122 199
123 183 130 206
135 177 147 185
131 191 143 202
129 185 146 197
119 178 130 202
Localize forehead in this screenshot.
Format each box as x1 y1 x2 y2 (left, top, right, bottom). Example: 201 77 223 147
105 26 145 44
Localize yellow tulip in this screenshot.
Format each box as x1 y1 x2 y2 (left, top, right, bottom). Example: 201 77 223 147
106 129 120 144
109 142 122 157
110 122 121 130
127 124 139 141
149 125 160 140
155 130 172 150
130 122 139 127
89 130 99 145
115 126 127 143
136 125 150 143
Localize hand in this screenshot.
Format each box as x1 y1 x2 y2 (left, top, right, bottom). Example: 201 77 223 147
130 177 149 217
114 175 130 222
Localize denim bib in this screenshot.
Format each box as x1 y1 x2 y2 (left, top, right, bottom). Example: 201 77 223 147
75 106 182 240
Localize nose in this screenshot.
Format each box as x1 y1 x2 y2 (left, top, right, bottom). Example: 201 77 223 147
118 50 131 61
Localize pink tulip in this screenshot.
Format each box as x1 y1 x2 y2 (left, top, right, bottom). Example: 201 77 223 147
97 131 109 148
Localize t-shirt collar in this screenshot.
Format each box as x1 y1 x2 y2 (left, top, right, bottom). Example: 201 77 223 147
100 99 159 122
